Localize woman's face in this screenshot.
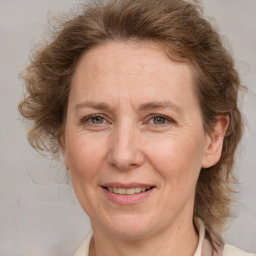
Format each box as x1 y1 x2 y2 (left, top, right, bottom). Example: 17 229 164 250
62 41 214 238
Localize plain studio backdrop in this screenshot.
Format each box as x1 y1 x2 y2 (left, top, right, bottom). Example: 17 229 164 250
0 0 255 255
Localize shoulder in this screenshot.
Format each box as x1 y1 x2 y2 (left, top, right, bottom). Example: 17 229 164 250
223 244 255 256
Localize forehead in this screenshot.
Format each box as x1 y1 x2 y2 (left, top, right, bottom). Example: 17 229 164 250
70 40 197 110
73 40 192 77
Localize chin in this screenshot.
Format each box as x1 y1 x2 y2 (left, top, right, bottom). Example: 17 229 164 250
97 214 157 239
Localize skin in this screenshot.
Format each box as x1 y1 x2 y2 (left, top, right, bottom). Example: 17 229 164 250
62 40 228 256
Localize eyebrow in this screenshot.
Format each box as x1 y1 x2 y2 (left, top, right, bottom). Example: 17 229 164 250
138 101 182 114
75 101 111 111
74 100 182 114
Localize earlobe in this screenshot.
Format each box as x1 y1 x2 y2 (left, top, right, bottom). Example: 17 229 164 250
201 115 229 168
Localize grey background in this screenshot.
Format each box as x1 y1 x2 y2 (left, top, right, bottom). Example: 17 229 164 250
0 0 255 255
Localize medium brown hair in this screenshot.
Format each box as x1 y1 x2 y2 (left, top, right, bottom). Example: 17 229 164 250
19 0 243 244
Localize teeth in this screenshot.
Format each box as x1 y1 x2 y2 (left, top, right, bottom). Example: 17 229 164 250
118 188 126 194
126 188 135 195
135 187 142 193
107 187 152 195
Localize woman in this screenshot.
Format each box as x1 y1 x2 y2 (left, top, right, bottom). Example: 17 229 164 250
19 0 255 255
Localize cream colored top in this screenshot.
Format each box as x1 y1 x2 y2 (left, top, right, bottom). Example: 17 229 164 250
73 220 255 256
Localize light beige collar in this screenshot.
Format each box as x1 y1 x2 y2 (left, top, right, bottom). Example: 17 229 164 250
194 218 206 256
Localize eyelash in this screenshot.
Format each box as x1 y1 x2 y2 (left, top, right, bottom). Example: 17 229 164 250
80 113 175 128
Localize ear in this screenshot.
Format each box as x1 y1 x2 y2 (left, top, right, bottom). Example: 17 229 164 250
201 115 229 168
60 135 69 170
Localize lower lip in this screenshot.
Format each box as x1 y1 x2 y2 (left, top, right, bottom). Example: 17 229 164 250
102 187 155 205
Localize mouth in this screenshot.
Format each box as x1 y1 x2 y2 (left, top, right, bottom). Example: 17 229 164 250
101 183 156 205
102 186 154 195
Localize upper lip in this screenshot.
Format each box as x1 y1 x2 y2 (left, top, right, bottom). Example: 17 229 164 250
101 182 155 189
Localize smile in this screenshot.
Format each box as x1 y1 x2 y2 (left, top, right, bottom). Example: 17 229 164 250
101 183 156 205
106 187 153 195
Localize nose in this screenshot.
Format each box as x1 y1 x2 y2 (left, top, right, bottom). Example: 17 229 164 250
107 119 145 171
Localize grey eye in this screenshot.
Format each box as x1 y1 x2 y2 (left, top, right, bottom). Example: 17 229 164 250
152 116 166 124
91 116 104 124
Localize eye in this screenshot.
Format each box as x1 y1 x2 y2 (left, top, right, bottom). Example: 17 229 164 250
151 116 167 125
147 114 174 126
81 114 107 126
90 116 104 124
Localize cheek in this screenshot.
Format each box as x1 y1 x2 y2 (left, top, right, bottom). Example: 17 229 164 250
65 133 108 180
144 134 204 185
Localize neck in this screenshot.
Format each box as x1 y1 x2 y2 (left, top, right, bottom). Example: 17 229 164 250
89 216 198 256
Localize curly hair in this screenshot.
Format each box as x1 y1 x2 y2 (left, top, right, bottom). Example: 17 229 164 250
19 0 243 245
